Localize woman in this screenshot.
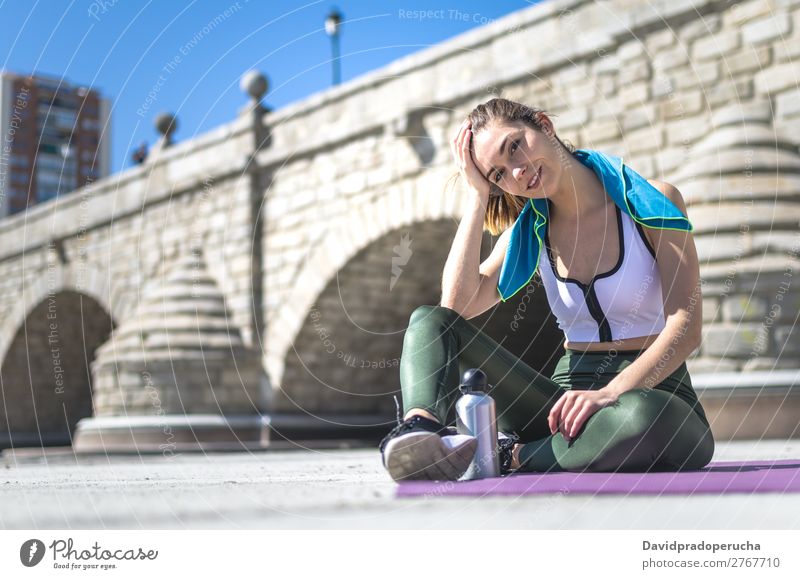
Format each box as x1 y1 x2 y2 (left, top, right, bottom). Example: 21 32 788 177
379 98 714 482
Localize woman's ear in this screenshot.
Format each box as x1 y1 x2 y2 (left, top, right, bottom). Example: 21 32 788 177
534 111 555 137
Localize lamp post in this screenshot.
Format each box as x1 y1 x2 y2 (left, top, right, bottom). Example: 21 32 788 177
325 7 342 86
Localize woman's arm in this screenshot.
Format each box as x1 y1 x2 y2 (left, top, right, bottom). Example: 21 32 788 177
441 119 493 314
442 211 511 320
441 195 489 313
602 180 703 398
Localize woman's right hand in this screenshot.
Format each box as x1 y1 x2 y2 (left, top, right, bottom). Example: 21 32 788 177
451 119 493 203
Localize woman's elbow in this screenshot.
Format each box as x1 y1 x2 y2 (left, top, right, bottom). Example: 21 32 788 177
678 320 703 352
664 313 702 350
440 297 468 318
689 327 703 352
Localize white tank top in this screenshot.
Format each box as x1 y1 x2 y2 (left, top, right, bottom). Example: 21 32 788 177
538 202 666 343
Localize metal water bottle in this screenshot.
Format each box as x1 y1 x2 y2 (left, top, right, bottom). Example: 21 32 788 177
455 368 500 480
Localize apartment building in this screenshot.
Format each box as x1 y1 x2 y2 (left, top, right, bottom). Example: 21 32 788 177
0 71 111 217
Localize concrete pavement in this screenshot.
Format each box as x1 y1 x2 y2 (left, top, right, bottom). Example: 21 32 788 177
1 439 798 529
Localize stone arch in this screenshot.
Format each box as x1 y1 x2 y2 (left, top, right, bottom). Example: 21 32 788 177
0 290 114 448
0 259 114 367
264 183 461 392
273 215 562 422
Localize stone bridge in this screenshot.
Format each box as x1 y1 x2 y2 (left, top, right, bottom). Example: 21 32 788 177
1 0 799 451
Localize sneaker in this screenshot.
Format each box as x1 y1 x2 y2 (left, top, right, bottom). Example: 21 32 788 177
379 415 478 482
498 431 521 476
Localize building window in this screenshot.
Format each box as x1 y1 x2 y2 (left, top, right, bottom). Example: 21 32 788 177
10 155 28 168
81 118 100 131
38 143 59 155
11 172 29 185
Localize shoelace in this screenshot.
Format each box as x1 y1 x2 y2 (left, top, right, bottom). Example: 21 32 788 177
379 406 453 455
393 395 401 426
378 418 417 455
379 409 420 454
379 394 405 450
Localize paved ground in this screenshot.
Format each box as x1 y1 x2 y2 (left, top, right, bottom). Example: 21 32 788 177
1 439 798 529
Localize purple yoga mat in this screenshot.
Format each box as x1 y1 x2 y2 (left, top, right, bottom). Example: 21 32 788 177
396 459 800 497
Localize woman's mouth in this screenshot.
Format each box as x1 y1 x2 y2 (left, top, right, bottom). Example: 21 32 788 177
527 166 542 190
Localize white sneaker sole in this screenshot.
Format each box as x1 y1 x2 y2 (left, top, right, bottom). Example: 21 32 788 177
384 432 478 482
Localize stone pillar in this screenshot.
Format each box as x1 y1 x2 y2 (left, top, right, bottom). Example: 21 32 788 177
72 248 269 452
671 101 800 439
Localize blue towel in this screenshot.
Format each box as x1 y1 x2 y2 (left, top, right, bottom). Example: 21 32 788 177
496 148 693 302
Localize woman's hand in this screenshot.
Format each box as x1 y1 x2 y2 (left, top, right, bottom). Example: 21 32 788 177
548 388 620 442
450 119 493 202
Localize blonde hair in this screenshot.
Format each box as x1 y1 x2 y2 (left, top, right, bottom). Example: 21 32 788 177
446 97 576 236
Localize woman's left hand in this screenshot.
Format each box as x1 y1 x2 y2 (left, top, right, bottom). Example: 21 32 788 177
548 388 620 442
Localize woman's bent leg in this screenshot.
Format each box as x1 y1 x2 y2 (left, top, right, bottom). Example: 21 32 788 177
518 388 715 472
399 305 566 440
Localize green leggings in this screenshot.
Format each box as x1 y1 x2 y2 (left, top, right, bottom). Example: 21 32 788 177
400 305 715 473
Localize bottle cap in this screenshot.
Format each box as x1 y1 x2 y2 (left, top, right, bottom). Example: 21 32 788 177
459 368 492 394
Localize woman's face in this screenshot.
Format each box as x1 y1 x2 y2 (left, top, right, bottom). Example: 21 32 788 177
471 119 562 199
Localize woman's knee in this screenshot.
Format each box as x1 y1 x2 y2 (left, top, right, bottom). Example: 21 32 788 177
615 389 715 468
409 304 463 327
616 388 695 423
591 390 678 449
612 389 666 431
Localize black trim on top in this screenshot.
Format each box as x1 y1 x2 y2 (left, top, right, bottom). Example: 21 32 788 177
544 203 625 343
584 284 613 342
633 220 657 259
544 202 625 287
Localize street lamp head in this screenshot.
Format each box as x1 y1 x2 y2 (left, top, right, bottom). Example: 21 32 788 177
325 7 342 36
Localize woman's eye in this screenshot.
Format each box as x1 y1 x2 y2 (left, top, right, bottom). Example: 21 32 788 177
493 141 518 183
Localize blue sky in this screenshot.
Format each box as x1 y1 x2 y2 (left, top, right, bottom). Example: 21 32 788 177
0 0 541 173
